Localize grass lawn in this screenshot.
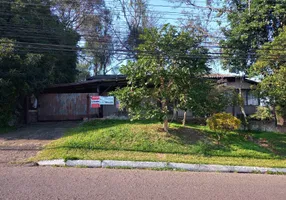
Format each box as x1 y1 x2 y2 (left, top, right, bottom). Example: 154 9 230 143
251 130 286 157
32 119 286 168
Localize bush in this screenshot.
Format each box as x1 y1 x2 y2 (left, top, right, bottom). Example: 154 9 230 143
251 106 273 121
207 113 241 144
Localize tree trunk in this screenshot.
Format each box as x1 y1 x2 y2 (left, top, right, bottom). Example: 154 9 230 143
94 63 98 75
161 98 169 132
217 134 220 146
272 104 278 127
163 119 169 132
172 101 178 122
232 104 235 116
238 80 248 129
182 110 187 126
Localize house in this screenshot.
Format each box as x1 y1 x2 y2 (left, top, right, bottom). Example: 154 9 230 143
206 73 260 117
25 74 259 123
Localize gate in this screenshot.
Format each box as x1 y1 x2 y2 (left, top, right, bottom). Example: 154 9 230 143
38 93 98 121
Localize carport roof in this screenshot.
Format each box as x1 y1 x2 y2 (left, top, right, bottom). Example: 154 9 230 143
43 75 127 93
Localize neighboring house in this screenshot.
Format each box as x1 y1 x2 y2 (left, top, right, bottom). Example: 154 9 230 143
206 74 260 117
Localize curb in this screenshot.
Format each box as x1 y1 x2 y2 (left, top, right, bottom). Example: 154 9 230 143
37 160 286 173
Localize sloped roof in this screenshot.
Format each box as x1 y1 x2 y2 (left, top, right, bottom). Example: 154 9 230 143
86 75 127 81
205 73 258 84
204 73 240 78
43 75 127 93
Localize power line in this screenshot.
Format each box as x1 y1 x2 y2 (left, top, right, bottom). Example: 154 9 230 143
0 0 227 11
2 40 286 62
0 10 224 23
0 28 225 44
3 28 286 54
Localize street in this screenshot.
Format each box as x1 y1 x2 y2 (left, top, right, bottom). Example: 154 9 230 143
0 166 285 200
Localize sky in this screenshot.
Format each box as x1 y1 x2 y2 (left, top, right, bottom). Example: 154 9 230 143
153 0 230 74
99 0 230 75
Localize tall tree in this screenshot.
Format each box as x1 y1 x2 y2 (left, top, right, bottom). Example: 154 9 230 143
217 0 286 123
113 24 209 132
113 0 158 60
0 0 79 125
51 0 114 75
83 8 113 75
250 27 286 124
220 0 286 73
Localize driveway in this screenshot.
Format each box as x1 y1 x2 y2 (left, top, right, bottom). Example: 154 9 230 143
0 121 79 166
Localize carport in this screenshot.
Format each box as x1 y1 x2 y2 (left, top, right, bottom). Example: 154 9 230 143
26 75 127 123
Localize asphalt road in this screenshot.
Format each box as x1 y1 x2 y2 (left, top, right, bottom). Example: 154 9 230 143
0 167 285 200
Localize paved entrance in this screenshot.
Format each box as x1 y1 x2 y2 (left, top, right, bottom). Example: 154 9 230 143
0 121 79 166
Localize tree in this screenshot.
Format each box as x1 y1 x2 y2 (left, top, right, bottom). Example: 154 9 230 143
216 0 286 125
83 8 113 75
170 0 224 36
250 27 286 124
0 0 79 125
51 0 107 31
113 0 158 60
220 0 286 73
174 78 210 126
51 0 114 75
113 24 209 132
76 62 91 82
172 77 212 126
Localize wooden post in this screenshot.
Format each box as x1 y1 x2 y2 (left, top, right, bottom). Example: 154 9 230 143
25 96 29 124
87 94 90 119
97 86 104 118
183 111 187 126
232 105 235 116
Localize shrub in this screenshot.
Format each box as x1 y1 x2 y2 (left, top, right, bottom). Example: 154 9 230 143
207 113 241 144
251 106 273 121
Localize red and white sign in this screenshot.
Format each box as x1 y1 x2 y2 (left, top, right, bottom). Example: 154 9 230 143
90 96 115 108
91 96 100 108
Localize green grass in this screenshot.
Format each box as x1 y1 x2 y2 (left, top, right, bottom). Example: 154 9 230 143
251 130 286 156
32 119 286 168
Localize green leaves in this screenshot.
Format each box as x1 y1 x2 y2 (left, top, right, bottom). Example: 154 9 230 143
250 28 286 114
114 24 210 125
221 0 286 72
0 0 80 125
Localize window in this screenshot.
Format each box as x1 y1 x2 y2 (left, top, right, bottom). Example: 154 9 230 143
247 93 259 106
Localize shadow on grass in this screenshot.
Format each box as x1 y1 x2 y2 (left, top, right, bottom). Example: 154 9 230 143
249 130 286 157
167 126 231 156
188 124 280 158
64 119 159 137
